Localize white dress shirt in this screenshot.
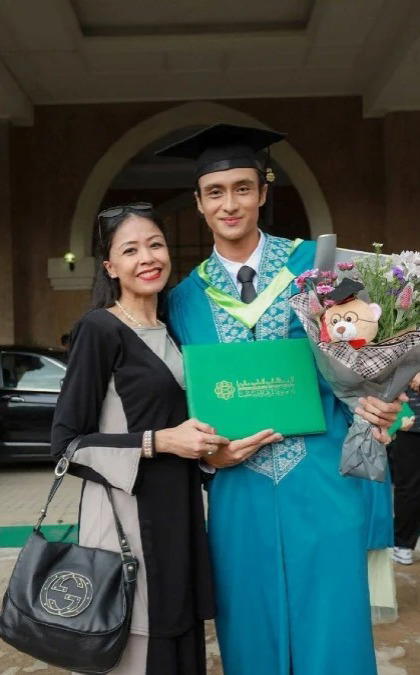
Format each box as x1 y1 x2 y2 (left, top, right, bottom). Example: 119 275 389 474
213 230 266 294
201 231 266 474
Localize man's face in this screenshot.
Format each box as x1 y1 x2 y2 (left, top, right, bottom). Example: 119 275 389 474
195 168 267 247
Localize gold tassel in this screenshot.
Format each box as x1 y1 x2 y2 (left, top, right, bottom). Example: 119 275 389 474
266 167 275 183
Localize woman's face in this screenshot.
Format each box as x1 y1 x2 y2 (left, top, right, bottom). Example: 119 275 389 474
103 214 171 298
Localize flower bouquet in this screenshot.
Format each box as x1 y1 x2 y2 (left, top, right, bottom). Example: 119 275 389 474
289 244 420 482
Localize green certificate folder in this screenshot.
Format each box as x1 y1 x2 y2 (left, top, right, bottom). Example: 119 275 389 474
182 338 326 439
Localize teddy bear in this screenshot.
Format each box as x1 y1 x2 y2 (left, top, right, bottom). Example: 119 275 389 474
318 278 382 348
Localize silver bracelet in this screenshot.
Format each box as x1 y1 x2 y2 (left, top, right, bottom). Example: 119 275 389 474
141 430 155 459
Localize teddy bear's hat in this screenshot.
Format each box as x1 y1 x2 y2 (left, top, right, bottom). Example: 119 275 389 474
327 278 364 304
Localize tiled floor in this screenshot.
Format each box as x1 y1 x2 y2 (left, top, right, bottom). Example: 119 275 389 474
374 555 420 675
0 465 80 529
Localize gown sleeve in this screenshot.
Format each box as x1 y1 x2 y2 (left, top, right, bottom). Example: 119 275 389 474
51 314 143 494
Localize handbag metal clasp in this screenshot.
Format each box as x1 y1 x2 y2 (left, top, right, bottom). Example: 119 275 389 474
55 457 70 478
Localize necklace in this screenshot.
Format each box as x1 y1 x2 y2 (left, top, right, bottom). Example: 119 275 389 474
115 300 147 328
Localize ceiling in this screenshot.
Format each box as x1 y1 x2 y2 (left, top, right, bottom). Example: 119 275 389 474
72 0 314 34
1 0 420 125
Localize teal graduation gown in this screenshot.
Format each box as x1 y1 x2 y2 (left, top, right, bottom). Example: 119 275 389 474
167 235 387 675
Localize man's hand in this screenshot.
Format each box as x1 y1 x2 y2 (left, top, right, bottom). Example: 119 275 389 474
410 372 420 392
205 429 283 468
355 393 408 428
371 427 392 444
355 392 409 444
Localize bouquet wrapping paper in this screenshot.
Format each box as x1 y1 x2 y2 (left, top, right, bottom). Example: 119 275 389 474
290 291 420 481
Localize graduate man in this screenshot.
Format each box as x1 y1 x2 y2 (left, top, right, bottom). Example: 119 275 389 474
159 124 403 675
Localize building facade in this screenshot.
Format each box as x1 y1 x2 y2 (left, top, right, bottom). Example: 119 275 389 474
1 2 420 346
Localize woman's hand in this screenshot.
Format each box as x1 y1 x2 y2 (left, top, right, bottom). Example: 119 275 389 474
204 429 283 468
155 419 229 460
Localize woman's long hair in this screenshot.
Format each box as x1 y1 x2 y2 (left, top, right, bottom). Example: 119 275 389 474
91 204 168 313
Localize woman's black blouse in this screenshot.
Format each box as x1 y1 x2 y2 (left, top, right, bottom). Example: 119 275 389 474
51 308 214 637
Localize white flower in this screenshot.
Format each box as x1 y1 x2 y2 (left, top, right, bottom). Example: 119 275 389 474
400 250 417 261
406 264 420 280
391 251 420 280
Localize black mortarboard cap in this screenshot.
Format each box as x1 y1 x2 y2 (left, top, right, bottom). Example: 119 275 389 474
327 278 365 303
155 123 286 180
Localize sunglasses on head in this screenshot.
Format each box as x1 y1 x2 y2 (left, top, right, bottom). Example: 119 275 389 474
98 202 153 221
97 202 154 245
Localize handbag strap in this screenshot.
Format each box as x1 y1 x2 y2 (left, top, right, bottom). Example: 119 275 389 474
34 437 135 560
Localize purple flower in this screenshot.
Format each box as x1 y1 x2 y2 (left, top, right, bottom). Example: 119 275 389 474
337 262 354 271
316 283 335 295
392 266 405 282
319 270 338 281
295 268 320 290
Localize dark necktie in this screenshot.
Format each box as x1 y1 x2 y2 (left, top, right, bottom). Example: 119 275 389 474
237 265 257 303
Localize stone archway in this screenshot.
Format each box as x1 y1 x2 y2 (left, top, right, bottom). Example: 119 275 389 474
71 101 332 258
48 102 333 289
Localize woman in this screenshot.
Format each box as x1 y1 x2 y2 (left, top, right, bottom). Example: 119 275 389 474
51 202 227 675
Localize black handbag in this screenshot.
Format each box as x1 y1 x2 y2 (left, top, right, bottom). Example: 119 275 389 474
0 438 138 674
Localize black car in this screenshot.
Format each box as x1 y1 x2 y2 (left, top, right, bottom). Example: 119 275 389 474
0 346 67 462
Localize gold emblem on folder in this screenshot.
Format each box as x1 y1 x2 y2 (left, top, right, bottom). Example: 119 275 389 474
215 381 236 400
214 377 296 401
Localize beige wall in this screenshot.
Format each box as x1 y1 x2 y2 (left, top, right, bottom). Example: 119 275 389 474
8 97 420 347
229 97 386 251
384 112 420 252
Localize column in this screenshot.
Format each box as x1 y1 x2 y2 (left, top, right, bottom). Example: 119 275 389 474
0 121 14 343
384 112 420 252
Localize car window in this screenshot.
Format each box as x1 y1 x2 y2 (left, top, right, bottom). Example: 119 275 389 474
1 352 66 391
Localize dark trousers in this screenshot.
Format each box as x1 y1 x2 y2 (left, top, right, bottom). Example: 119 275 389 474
146 621 206 675
391 431 420 549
